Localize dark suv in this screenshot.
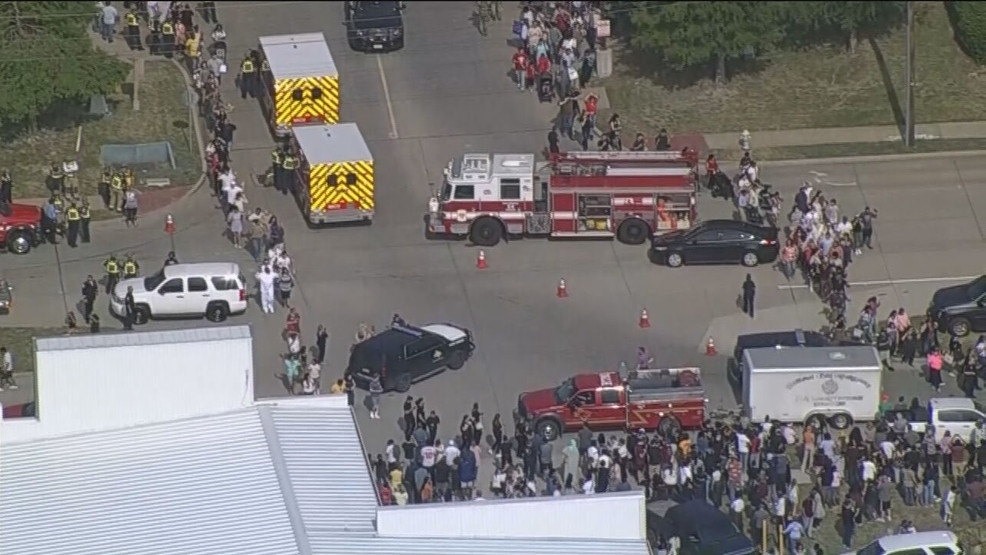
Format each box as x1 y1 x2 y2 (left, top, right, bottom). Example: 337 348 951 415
647 500 755 555
346 1 404 52
930 275 986 337
348 322 474 392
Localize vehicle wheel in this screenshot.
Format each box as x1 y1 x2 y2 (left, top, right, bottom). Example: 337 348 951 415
949 317 971 337
206 302 229 323
536 418 561 441
658 415 682 437
617 218 650 245
395 373 412 393
829 413 852 430
741 251 760 267
447 350 467 370
666 252 684 268
470 217 503 247
133 305 151 325
7 230 32 255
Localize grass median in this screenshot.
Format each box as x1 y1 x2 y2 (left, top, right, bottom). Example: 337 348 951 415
0 327 66 375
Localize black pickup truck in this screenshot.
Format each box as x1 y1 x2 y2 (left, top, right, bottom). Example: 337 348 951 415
346 1 405 52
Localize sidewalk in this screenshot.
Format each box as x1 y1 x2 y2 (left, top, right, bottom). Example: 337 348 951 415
701 121 986 150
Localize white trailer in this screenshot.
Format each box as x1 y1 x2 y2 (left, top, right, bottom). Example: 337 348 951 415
742 345 882 430
1 325 254 444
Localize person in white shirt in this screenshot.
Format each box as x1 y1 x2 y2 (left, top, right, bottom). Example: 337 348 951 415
782 424 797 445
736 433 751 468
300 373 317 395
774 494 787 518
582 475 595 495
226 181 243 211
662 465 678 487
385 440 397 464
420 444 437 469
861 457 877 482
276 249 294 276
879 439 896 460
219 168 235 195
255 265 276 314
306 360 321 395
0 346 17 391
444 439 461 464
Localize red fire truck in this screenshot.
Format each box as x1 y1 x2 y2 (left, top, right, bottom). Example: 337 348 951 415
426 150 699 246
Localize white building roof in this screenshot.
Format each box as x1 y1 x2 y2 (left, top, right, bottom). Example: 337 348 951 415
293 123 373 165
34 324 252 351
259 33 338 80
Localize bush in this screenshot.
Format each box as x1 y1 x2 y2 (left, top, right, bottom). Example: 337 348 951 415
946 1 986 64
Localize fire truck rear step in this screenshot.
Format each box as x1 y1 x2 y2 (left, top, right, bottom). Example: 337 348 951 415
551 231 615 238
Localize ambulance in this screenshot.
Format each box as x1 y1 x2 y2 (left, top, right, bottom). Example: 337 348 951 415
289 123 375 225
258 33 340 137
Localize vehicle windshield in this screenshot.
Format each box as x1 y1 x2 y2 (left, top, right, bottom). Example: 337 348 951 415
143 269 167 291
967 276 986 300
855 539 885 555
353 1 401 29
440 181 453 201
554 378 576 404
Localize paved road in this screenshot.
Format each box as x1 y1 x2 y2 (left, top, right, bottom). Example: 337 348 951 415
1 2 982 472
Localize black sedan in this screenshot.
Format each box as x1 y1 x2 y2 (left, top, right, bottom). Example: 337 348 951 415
649 220 779 268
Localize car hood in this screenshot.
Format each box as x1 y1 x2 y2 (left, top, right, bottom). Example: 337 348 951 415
932 283 972 309
1 202 41 223
652 230 688 246
113 277 149 298
420 323 468 343
716 535 757 555
521 387 561 413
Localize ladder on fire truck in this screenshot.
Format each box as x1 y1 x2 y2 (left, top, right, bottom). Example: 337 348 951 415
552 150 697 177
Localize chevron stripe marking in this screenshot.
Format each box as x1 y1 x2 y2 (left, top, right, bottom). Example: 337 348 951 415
274 75 339 126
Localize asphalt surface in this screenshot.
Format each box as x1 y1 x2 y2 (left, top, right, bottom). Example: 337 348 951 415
1 2 983 474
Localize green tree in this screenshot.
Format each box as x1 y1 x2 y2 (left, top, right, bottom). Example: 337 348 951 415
629 2 786 86
783 2 905 52
0 2 128 131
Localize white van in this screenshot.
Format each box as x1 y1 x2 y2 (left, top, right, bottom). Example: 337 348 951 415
742 345 882 430
110 263 248 324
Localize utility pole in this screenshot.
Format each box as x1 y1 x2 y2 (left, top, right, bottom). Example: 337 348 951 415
904 1 915 147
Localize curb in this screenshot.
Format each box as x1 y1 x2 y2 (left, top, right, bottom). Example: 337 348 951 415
763 149 986 168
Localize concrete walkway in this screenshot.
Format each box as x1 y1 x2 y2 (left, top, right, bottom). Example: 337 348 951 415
702 121 986 150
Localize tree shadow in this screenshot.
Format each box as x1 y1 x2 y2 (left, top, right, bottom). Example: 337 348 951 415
615 46 769 91
868 36 905 139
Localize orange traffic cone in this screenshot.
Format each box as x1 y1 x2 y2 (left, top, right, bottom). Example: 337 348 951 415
639 309 650 328
557 278 568 298
477 250 488 269
706 337 717 356
164 213 175 234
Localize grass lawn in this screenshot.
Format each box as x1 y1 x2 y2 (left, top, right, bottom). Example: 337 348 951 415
0 59 198 201
0 327 67 375
603 2 986 136
720 137 986 162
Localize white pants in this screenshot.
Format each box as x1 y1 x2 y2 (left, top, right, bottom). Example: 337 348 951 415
260 286 275 313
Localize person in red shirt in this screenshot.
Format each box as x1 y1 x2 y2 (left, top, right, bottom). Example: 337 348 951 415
511 47 528 90
536 53 551 76
583 92 598 131
705 153 719 190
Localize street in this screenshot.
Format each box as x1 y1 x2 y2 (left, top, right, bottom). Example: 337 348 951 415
1 1 984 475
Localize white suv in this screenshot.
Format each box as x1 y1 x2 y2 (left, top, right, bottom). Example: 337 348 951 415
844 530 962 555
110 263 248 324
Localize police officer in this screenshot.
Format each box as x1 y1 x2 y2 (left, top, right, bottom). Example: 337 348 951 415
111 170 124 212
41 197 59 244
66 202 81 248
239 53 257 99
261 57 272 83
79 199 92 244
281 149 299 192
51 193 65 235
123 254 140 279
82 275 99 323
123 286 136 330
270 146 283 191
104 254 121 294
160 19 175 58
98 169 112 209
164 251 179 266
47 162 65 195
0 170 12 203
125 8 142 51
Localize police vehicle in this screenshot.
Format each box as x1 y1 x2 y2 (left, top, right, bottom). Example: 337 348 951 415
346 1 405 52
348 322 474 393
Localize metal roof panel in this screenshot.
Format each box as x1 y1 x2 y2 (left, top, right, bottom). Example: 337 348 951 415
35 325 252 351
260 33 338 80
293 123 373 165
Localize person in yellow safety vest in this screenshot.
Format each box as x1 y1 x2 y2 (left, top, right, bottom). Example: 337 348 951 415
239 54 257 100
281 151 299 192
66 203 81 248
47 162 65 195
160 20 175 58
123 255 140 279
104 254 121 294
271 147 283 190
79 200 92 244
125 10 143 52
111 171 124 212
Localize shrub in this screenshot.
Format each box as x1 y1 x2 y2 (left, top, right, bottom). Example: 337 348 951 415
946 1 986 64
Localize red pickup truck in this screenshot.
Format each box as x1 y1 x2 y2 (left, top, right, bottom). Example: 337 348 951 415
517 368 707 441
0 202 43 254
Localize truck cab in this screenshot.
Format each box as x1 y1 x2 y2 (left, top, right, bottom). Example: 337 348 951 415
346 1 405 52
0 202 43 254
517 369 706 441
907 397 986 444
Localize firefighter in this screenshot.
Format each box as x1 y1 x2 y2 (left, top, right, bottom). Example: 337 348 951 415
160 19 175 58
125 8 143 51
104 254 121 294
47 162 65 195
98 169 112 209
239 53 257 99
79 199 92 244
123 254 140 279
111 169 124 211
65 202 81 248
281 149 299 193
271 145 284 191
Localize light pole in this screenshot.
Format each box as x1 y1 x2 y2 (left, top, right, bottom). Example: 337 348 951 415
904 1 915 147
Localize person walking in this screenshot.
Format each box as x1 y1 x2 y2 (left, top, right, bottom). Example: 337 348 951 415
742 274 756 318
226 205 243 248
82 275 98 324
368 373 383 419
859 206 878 250
0 346 18 391
256 264 276 315
314 324 329 364
277 268 294 308
123 285 136 330
123 188 139 226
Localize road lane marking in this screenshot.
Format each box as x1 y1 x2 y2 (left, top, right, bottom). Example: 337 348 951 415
376 54 399 139
778 275 978 290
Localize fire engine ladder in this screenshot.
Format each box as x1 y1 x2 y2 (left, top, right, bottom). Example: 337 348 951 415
554 151 692 176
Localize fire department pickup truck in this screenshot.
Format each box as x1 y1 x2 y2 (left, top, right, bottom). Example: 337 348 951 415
516 369 706 441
